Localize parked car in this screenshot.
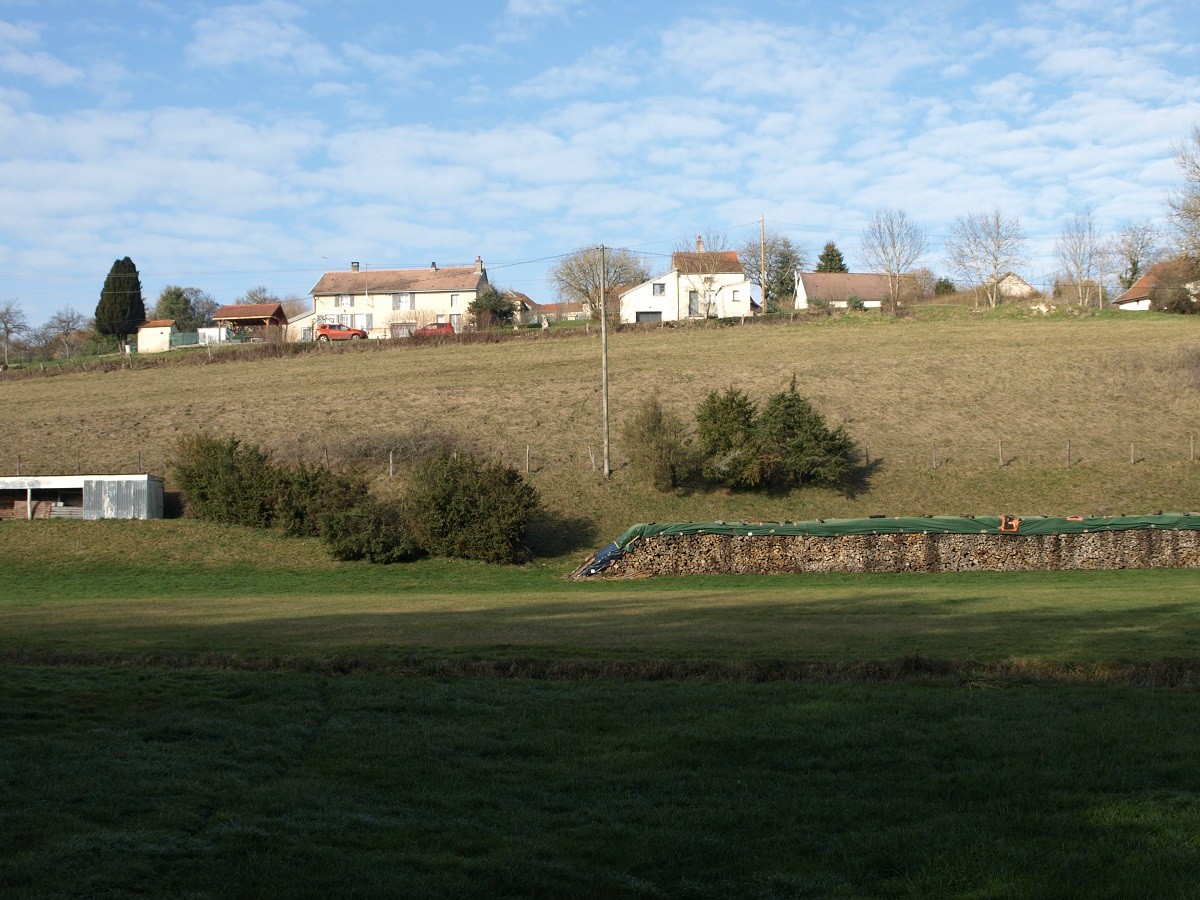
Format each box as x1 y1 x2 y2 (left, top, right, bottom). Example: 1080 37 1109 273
315 322 367 341
415 322 455 336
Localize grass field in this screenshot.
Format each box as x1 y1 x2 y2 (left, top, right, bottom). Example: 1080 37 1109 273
3 310 1199 541
4 312 1200 895
3 522 1200 895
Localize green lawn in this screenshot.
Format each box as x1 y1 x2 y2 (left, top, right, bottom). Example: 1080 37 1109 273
5 520 1200 895
4 667 1200 897
2 521 1199 667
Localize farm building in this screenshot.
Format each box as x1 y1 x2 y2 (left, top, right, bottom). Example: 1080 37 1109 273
0 474 164 520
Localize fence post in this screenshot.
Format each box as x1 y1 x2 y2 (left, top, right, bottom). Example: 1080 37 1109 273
16 454 20 476
998 440 1003 467
389 451 394 479
1130 443 1135 464
526 445 531 475
1192 433 1195 463
931 444 936 469
1066 440 1071 469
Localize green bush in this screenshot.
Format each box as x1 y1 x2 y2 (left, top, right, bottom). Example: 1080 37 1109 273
622 396 694 489
691 381 858 491
754 377 858 487
319 498 421 564
171 433 280 527
406 452 540 564
695 388 761 488
276 463 366 537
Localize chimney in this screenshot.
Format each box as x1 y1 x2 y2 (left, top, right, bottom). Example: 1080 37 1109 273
474 255 483 274
350 261 360 272
430 261 438 271
695 235 704 252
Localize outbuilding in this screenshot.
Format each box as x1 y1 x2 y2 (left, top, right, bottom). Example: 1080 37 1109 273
0 474 164 520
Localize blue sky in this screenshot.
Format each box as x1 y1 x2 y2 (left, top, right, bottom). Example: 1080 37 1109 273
1 0 1198 324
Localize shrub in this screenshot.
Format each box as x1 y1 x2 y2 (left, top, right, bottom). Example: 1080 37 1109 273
754 377 858 487
319 498 421 564
622 396 694 489
695 388 761 488
171 433 280 527
934 277 956 296
276 463 366 537
1150 282 1199 314
405 452 540 564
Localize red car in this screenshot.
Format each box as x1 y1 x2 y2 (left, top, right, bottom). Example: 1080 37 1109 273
315 322 367 341
415 322 455 336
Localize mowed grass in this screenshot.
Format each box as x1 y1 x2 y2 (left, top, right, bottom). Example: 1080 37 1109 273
4 315 1200 895
2 520 1199 667
5 523 1200 895
2 312 1199 541
5 666 1200 897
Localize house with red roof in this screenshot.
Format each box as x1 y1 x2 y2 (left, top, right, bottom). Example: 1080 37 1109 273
1114 259 1200 311
794 272 923 309
135 318 178 353
619 239 757 324
290 258 489 339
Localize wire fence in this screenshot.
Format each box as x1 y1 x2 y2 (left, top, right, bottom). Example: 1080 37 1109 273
4 433 1198 481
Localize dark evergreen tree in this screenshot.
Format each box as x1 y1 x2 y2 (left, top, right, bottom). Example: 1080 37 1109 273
95 257 145 346
934 277 957 296
754 377 857 487
468 285 517 326
815 241 849 273
695 388 760 488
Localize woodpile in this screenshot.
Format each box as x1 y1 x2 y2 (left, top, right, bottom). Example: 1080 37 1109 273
601 530 1200 578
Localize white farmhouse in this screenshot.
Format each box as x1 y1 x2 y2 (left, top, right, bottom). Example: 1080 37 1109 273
619 245 756 324
290 258 489 340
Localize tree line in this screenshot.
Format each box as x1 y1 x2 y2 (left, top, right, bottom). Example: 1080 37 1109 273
547 125 1200 317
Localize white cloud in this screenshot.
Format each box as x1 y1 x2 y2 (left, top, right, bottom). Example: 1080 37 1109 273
186 1 344 75
0 19 82 85
505 0 582 20
511 46 638 100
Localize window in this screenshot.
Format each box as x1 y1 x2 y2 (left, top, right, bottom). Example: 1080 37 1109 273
337 294 354 308
392 292 415 311
450 293 459 307
731 290 739 302
688 291 700 316
652 283 665 296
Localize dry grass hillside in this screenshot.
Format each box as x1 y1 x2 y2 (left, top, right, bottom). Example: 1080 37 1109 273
3 312 1199 549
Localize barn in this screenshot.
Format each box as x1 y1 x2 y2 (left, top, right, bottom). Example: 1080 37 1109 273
0 474 164 520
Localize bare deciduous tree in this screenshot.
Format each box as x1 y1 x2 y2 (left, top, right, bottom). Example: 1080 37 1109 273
859 208 927 313
1108 219 1161 290
944 209 1028 309
738 230 806 313
1168 124 1200 256
550 246 650 324
1055 207 1106 307
0 298 28 366
43 307 90 359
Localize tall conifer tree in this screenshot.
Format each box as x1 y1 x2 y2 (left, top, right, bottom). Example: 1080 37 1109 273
95 257 145 346
815 241 849 273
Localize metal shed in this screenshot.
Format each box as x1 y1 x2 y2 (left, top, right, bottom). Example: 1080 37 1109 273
0 474 164 520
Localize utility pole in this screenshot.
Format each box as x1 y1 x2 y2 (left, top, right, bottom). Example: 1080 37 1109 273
599 244 611 478
760 215 767 315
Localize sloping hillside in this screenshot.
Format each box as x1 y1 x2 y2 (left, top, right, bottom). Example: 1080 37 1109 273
3 313 1199 547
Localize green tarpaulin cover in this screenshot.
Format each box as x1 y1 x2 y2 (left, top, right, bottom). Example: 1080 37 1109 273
610 514 1200 551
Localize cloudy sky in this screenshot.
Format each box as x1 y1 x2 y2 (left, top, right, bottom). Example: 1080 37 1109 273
1 0 1198 324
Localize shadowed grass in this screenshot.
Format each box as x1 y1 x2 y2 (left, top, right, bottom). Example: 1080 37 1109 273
4 666 1200 897
2 520 1199 667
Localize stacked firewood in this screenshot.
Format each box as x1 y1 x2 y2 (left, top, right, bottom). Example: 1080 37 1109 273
602 530 1200 578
